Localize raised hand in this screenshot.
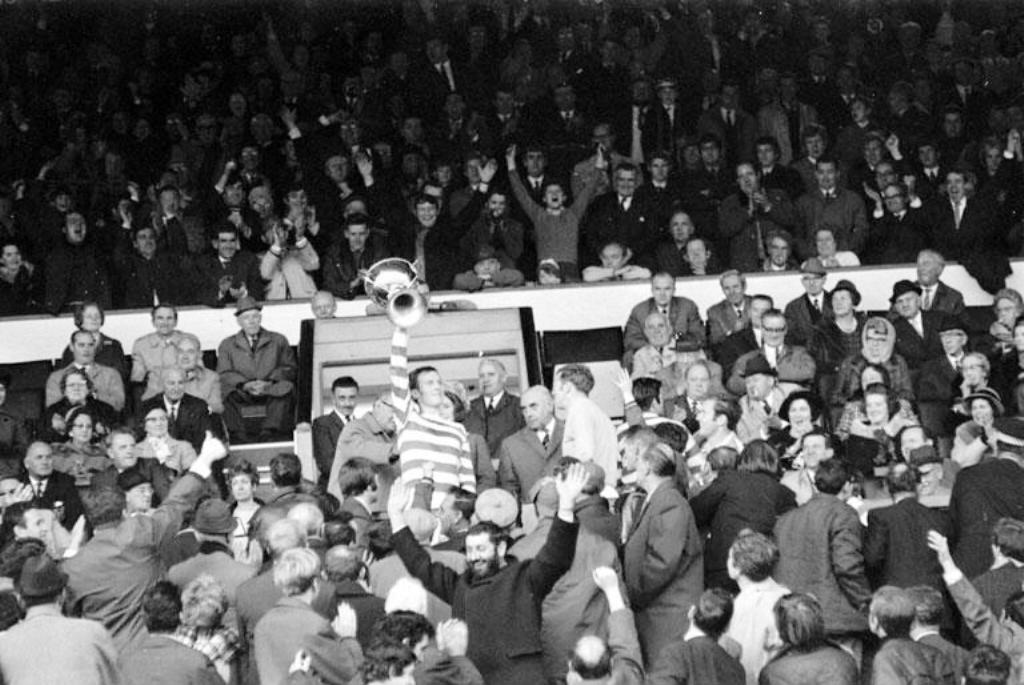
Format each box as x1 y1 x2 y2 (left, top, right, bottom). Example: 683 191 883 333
436 619 469 657
332 602 358 639
555 462 588 511
505 144 517 171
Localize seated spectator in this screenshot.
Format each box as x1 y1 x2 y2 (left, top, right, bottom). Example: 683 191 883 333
655 210 698 278
217 297 296 443
259 215 319 301
761 228 798 272
831 317 915 417
890 279 944 376
0 374 29 462
644 588 745 685
863 182 929 265
868 586 955 684
39 369 118 444
47 330 126 414
135 406 197 475
707 270 753 350
768 391 826 467
678 237 720 277
630 312 678 381
813 226 860 267
783 258 832 348
950 388 1003 470
624 272 705 358
758 593 858 685
727 309 816 396
843 383 918 481
988 288 1023 359
176 337 223 415
139 367 213 453
322 214 387 300
0 240 41 316
735 357 787 444
130 305 200 401
453 245 525 291
725 530 789 685
122 581 222 685
582 241 651 283
44 211 112 314
388 194 462 292
59 302 128 380
49 407 107 488
190 224 264 308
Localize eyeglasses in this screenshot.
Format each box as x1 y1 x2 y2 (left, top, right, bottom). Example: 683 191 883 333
762 326 787 333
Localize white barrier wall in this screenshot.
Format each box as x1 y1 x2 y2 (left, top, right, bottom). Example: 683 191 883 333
1 260 1021 365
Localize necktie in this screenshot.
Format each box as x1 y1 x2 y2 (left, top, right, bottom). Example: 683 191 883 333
249 336 257 351
922 288 933 311
954 200 964 228
620 196 627 211
812 297 821 312
169 403 178 423
735 305 743 318
762 401 772 416
33 479 45 498
538 430 548 448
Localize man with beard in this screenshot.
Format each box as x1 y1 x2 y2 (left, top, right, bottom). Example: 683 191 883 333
388 463 588 685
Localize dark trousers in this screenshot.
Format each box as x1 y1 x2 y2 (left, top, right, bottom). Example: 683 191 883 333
222 390 295 441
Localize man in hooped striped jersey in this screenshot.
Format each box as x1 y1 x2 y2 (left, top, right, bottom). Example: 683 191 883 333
390 326 476 509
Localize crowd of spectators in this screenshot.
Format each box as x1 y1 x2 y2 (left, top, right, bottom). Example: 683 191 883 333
4 0 1024 684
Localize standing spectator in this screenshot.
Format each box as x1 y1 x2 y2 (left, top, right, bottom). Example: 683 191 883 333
387 194 462 292
926 166 999 263
458 189 524 276
111 225 184 309
497 386 562 530
387 464 587 685
464 359 525 463
863 183 930 266
868 586 955 684
692 441 796 590
794 158 868 259
773 459 872 662
758 593 859 685
332 394 396 476
970 518 1024 620
949 417 1024 578
312 377 358 487
623 444 703 670
47 331 126 414
645 588 745 685
44 212 112 314
582 163 659 269
718 161 796 273
726 531 790 685
217 297 296 443
554 364 619 497
64 434 225 654
166 498 257 603
907 585 969 681
0 554 121 685
130 305 200 401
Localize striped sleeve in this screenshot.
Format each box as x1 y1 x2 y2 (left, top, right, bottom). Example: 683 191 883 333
390 327 411 429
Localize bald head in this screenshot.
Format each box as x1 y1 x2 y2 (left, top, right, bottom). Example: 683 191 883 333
163 367 186 401
569 635 611 681
311 290 337 319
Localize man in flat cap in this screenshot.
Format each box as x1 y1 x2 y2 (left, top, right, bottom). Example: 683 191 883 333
0 554 121 684
216 296 297 443
949 417 1024 578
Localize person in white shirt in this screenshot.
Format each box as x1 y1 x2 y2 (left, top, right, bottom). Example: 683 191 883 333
553 364 619 498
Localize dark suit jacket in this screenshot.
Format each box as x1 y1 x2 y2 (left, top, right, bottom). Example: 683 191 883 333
463 393 525 463
189 251 264 307
641 104 689 160
784 293 832 348
23 470 84 527
312 412 348 485
321 237 388 300
926 197 998 262
864 497 950 590
497 421 564 503
582 192 660 268
622 480 703 667
920 281 966 318
715 327 758 378
139 393 211 452
950 458 1024 578
388 220 463 292
696 107 757 167
892 311 944 371
864 209 930 266
654 240 688 278
707 297 751 348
